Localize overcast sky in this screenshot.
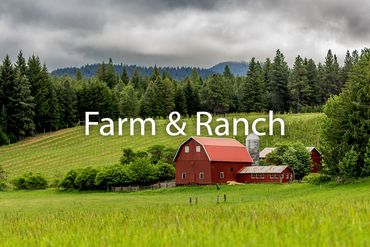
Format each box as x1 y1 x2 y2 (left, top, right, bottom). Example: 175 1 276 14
0 0 369 70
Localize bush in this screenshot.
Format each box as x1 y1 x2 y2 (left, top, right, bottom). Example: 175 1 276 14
128 158 159 185
156 161 175 181
58 169 81 190
11 172 48 190
74 167 98 190
95 165 133 189
302 174 331 185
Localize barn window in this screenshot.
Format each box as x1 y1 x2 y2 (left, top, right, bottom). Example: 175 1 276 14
196 146 201 152
199 172 204 179
185 146 190 153
274 174 278 179
181 173 186 179
286 173 289 179
256 174 260 179
280 174 284 178
261 174 264 179
230 168 234 172
270 174 274 179
251 174 255 179
220 172 224 179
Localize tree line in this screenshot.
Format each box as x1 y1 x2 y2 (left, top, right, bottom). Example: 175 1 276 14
0 49 361 145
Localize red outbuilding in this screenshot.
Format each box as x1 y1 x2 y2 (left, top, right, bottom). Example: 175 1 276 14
259 147 322 173
237 165 294 183
174 136 253 185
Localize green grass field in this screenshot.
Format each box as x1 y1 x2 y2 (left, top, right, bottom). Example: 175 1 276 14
0 181 369 246
0 113 323 179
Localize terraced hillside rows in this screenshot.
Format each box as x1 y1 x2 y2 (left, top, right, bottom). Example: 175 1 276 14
0 113 323 179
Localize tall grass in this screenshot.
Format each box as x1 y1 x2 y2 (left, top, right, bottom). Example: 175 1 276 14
0 181 369 246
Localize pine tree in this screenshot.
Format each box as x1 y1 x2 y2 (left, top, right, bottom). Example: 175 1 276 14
140 80 157 117
262 58 272 109
154 77 175 117
288 56 312 112
121 65 129 85
322 50 341 101
174 85 187 115
105 58 119 88
58 78 78 128
75 69 83 81
15 50 27 76
0 105 8 145
200 74 229 114
223 65 233 79
184 79 200 116
118 84 139 117
270 50 290 112
305 59 320 105
341 50 353 87
321 49 370 177
12 71 35 139
239 58 265 112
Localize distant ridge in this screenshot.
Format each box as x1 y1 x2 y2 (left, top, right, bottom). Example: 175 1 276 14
51 61 248 80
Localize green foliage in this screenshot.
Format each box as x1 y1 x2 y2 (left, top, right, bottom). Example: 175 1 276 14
95 165 133 189
302 173 331 184
270 50 290 112
128 158 159 185
118 84 139 117
0 166 6 190
200 74 229 114
156 161 175 181
11 172 47 190
321 51 370 178
74 167 98 191
58 169 80 190
266 142 311 180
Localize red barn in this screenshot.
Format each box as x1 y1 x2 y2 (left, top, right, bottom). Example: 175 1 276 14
174 136 253 185
259 147 322 173
237 165 293 183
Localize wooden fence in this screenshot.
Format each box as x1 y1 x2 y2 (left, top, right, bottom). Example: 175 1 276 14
111 181 176 192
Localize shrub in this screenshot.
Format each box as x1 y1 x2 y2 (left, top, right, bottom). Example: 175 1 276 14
58 169 81 190
302 174 331 185
11 172 48 190
156 161 175 181
266 142 311 180
74 167 98 190
128 158 159 185
95 165 133 189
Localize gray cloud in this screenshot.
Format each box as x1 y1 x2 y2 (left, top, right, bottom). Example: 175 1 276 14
0 0 369 70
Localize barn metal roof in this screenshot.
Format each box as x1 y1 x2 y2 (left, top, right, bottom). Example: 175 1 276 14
173 136 253 163
238 165 289 174
259 147 320 158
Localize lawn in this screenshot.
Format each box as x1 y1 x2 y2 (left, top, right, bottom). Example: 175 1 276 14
0 181 369 246
0 113 324 179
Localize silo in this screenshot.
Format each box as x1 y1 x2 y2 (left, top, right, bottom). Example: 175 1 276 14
246 133 259 166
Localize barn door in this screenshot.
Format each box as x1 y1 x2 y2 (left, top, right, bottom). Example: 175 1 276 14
189 161 196 184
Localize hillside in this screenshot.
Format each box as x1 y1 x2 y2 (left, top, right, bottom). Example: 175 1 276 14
50 61 248 80
0 113 323 179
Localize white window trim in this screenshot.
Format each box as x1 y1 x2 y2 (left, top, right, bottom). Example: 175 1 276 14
220 172 225 179
251 174 255 179
199 172 204 179
181 172 186 179
270 174 274 179
261 174 264 179
196 146 201 152
184 146 190 153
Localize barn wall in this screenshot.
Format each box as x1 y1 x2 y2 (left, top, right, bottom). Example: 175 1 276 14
175 139 212 185
310 150 322 173
211 161 251 184
237 168 293 183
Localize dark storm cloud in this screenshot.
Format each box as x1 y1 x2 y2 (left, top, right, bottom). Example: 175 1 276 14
0 0 369 69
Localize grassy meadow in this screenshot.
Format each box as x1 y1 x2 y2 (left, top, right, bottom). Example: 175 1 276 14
0 113 323 179
0 181 369 246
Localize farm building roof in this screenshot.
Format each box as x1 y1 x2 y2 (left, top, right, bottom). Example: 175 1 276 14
259 147 320 158
237 165 289 174
174 136 253 163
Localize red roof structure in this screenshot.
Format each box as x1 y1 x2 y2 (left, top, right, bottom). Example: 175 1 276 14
174 136 253 163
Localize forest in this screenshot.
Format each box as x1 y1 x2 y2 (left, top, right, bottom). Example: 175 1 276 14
0 49 359 145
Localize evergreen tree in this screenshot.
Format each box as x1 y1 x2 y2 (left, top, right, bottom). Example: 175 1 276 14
200 74 229 114
184 79 200 116
154 77 175 117
321 50 341 101
288 55 311 112
140 80 157 117
223 65 233 79
12 71 36 139
121 65 129 85
75 68 83 81
189 68 202 90
0 105 8 145
341 50 353 87
174 85 187 115
58 77 78 128
239 58 265 112
118 84 139 117
305 59 320 105
105 58 119 88
270 50 290 112
262 58 272 109
15 50 27 76
321 50 370 178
